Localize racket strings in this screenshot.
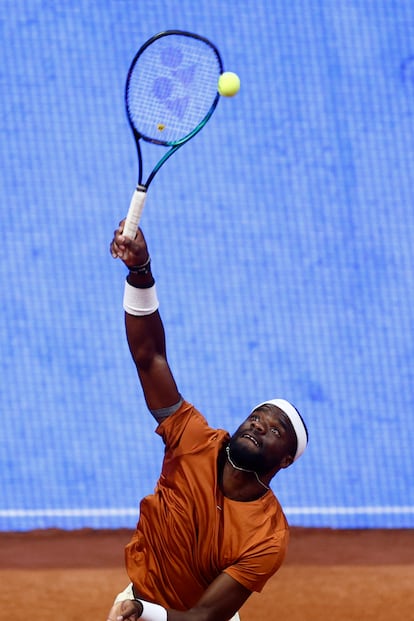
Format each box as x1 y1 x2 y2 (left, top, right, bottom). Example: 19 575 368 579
126 35 221 143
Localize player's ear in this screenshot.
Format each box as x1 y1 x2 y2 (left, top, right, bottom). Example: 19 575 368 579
279 454 294 469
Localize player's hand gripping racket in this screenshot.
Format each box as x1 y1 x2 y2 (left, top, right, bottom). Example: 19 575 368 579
122 30 224 239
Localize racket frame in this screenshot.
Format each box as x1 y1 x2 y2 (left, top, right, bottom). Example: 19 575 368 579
122 31 224 239
126 31 223 181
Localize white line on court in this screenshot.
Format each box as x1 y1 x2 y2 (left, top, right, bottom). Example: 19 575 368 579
0 506 414 517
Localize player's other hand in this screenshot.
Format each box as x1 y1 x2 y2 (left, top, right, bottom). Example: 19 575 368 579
110 221 149 268
106 598 143 621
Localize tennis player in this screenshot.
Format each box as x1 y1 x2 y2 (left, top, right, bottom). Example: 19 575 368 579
107 223 308 621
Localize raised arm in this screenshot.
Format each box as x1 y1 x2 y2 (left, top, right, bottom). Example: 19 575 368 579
110 224 181 415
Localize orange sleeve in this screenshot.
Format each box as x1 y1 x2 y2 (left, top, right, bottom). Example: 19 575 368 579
224 533 288 592
156 400 221 453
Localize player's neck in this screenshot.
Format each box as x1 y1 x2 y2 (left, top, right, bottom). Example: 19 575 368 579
218 446 270 501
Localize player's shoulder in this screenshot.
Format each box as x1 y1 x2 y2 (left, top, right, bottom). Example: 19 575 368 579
156 399 228 447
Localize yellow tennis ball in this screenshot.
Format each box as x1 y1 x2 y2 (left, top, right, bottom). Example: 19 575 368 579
218 71 240 97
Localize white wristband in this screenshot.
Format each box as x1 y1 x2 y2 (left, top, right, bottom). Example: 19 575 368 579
136 599 167 621
123 281 159 316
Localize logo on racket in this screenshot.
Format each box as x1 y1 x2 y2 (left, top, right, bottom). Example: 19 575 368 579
152 45 197 122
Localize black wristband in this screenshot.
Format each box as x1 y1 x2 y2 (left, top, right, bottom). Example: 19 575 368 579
126 274 155 289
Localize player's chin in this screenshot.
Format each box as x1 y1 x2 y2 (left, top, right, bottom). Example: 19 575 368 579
229 437 263 469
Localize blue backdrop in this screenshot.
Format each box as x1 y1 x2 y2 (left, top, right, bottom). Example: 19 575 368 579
1 0 414 531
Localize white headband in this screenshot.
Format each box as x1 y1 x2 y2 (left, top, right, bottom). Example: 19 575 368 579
252 398 308 462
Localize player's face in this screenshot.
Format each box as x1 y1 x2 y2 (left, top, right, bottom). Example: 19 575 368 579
228 405 296 475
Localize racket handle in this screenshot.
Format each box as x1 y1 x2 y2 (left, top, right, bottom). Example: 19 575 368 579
123 186 147 239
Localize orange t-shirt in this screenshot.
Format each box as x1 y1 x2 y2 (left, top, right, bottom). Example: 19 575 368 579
125 400 289 610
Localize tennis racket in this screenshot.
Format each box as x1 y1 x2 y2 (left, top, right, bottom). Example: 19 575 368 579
122 30 224 239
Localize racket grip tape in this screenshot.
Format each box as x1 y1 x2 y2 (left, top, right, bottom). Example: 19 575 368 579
123 186 147 239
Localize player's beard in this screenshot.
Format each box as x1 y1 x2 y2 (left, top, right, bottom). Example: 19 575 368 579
227 435 268 476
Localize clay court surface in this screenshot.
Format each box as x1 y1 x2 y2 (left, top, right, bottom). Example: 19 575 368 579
1 528 413 620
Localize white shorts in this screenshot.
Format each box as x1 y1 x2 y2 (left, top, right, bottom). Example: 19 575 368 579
114 583 241 620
